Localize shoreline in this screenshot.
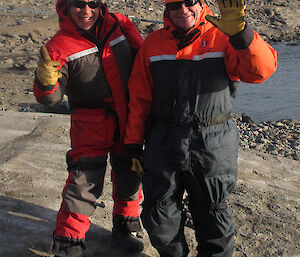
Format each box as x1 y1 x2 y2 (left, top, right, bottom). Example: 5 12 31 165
234 113 300 161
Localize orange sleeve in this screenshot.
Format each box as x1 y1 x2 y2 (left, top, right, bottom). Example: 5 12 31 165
226 31 277 84
124 43 154 144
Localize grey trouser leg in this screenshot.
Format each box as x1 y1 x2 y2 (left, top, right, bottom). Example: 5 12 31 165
64 153 142 216
143 120 239 257
141 170 189 257
187 120 239 257
64 156 107 216
187 182 235 257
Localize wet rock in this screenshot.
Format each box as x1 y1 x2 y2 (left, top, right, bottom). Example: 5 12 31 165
242 113 255 124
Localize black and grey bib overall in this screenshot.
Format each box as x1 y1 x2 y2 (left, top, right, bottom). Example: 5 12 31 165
142 57 239 257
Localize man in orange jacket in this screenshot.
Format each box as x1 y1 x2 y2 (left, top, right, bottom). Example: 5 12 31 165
124 0 277 256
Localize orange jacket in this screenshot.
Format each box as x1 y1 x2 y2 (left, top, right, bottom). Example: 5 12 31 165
125 3 277 145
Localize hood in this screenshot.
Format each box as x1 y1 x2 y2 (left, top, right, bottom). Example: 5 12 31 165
163 2 214 36
55 0 106 33
56 0 77 32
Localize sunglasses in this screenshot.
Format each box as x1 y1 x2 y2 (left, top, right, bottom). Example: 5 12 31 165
72 0 100 9
166 0 198 10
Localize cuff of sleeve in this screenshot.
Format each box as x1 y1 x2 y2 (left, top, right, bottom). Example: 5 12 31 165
124 144 143 158
229 23 254 50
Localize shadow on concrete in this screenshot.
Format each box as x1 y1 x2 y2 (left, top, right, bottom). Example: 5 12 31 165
18 102 70 115
0 196 150 257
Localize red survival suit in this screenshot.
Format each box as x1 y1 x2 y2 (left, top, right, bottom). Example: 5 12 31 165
33 0 143 254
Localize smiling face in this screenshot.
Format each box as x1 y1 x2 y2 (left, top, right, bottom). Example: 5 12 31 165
69 0 100 30
168 2 203 31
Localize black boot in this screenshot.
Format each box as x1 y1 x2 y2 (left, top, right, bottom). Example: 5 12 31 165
112 214 144 254
52 234 86 257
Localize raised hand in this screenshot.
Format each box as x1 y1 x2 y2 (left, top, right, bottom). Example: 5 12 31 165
205 0 246 36
36 46 62 86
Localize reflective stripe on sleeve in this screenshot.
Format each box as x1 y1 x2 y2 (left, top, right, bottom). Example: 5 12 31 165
193 52 225 61
66 46 99 62
149 55 177 63
149 52 225 63
109 35 126 47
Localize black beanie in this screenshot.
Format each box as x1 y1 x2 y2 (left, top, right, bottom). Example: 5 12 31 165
66 0 75 10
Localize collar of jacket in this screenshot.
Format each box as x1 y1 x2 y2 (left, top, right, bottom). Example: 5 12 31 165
162 2 214 49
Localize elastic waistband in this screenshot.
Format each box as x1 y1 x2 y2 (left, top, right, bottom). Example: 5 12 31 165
197 113 232 127
150 113 232 127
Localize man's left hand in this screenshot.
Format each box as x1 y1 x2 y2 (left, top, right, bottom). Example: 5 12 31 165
125 144 144 175
131 157 144 174
205 0 246 36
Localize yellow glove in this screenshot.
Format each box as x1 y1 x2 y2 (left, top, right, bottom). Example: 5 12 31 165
131 157 144 174
205 0 246 36
36 46 62 86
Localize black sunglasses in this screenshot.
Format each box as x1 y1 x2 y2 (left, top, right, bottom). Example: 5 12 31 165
72 0 100 9
166 0 198 10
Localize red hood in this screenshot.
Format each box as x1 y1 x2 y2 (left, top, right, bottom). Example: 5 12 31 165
55 0 108 33
163 2 214 36
56 0 77 32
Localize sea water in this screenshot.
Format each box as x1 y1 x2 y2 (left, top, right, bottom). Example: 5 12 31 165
233 42 300 122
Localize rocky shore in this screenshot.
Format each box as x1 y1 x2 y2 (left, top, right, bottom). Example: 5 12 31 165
234 113 300 161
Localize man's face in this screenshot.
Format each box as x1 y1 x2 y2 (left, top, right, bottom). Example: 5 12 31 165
168 0 203 31
69 0 100 30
